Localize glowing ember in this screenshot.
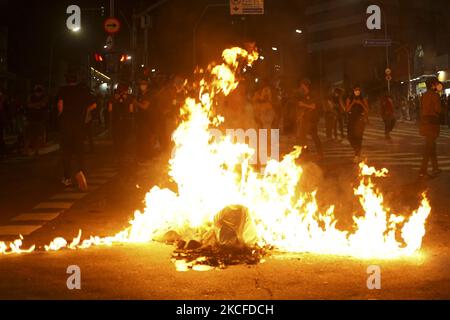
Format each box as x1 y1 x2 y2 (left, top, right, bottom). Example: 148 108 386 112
0 46 431 260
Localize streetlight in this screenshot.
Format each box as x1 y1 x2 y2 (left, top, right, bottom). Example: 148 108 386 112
271 47 278 51
295 29 302 34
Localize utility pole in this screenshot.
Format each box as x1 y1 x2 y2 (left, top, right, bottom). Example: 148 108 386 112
193 3 228 68
131 0 170 83
131 8 137 84
382 7 390 94
110 0 115 17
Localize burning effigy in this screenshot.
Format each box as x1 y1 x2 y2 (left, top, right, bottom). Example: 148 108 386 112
1 47 431 270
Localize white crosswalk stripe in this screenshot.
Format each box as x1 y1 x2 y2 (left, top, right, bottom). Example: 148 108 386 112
0 166 119 238
300 118 450 170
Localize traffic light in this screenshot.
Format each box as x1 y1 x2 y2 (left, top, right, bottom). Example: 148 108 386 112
94 53 104 62
92 53 105 72
100 6 105 17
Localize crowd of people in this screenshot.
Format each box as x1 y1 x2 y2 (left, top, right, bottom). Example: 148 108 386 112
0 70 449 189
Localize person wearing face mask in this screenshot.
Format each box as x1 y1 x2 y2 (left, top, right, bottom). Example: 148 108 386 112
296 78 323 159
345 85 369 163
134 79 157 163
108 83 133 167
418 77 442 178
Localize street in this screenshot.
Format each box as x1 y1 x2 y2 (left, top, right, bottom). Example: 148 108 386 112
1 118 449 299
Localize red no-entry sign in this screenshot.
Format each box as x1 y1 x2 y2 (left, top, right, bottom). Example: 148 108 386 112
104 17 121 34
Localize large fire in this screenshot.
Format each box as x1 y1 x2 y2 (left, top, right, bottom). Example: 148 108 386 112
1 47 431 260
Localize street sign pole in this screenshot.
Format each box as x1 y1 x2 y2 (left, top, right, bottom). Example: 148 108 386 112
193 3 228 68
383 8 390 94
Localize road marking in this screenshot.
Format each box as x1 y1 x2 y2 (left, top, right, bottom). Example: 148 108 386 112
11 213 60 222
65 186 100 192
0 225 42 236
87 178 109 184
98 168 117 173
90 172 117 178
325 150 387 155
413 166 450 170
51 193 87 200
38 144 60 154
366 127 450 139
33 202 73 210
411 142 447 145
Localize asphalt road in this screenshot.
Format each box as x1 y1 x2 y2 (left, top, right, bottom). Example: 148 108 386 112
0 118 449 299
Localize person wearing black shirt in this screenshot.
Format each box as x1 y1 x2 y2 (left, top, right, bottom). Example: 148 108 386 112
345 85 369 163
108 83 133 166
156 76 185 153
57 72 96 190
332 88 345 140
295 79 323 159
134 79 158 162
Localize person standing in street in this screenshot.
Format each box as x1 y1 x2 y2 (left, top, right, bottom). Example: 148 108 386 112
57 71 96 190
418 77 442 178
253 82 275 130
408 96 416 122
156 75 185 153
332 88 345 140
324 92 337 141
296 79 323 159
345 85 369 163
108 83 133 167
134 79 157 163
380 93 396 140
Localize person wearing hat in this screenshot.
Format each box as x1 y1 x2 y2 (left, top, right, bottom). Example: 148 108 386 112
108 82 133 166
295 78 323 159
56 70 96 190
345 85 369 163
418 77 442 178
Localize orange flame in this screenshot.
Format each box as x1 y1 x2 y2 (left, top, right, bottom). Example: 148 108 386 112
0 47 431 260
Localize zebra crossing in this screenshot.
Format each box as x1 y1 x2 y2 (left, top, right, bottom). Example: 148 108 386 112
315 117 450 171
322 144 450 170
0 167 118 238
319 117 450 142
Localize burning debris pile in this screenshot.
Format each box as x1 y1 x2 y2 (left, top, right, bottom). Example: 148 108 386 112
1 46 431 267
171 244 268 272
168 205 270 271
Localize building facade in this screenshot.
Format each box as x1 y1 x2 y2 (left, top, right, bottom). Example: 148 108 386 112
304 0 450 96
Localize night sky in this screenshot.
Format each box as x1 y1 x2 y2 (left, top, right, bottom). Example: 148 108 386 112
1 0 141 81
1 0 306 84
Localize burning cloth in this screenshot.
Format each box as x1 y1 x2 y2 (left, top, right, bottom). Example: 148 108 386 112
211 205 258 247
